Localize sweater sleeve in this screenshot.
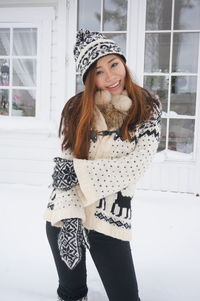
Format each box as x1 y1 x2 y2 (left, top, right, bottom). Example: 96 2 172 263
74 104 162 207
43 148 86 227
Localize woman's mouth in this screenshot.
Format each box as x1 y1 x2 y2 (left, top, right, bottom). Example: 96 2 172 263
106 81 121 91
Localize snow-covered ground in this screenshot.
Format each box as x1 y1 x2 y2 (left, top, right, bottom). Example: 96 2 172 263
0 184 199 301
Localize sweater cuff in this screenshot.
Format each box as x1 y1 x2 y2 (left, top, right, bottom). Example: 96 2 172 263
44 206 86 227
73 158 99 206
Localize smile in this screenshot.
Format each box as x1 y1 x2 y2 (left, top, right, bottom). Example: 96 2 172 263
107 81 120 89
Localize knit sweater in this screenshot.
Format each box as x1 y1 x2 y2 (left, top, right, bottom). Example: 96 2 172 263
44 90 162 241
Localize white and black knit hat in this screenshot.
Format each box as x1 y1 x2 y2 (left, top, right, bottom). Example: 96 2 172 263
74 29 126 83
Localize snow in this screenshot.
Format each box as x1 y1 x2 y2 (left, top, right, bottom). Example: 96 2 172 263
0 184 199 301
154 149 194 162
161 111 195 119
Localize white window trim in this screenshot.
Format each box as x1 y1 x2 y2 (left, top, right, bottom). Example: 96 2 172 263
0 7 55 133
0 7 55 22
64 0 77 102
128 0 200 163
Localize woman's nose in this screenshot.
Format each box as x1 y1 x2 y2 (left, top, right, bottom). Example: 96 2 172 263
104 70 114 82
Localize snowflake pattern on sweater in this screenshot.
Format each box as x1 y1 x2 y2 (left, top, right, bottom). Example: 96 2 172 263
44 91 162 241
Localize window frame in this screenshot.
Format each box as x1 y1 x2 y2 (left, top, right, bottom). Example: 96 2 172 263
128 0 200 163
0 7 54 130
66 0 200 162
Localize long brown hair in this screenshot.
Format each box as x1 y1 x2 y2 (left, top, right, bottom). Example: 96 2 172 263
59 56 158 159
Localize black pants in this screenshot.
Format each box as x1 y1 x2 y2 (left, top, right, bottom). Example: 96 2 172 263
46 222 140 301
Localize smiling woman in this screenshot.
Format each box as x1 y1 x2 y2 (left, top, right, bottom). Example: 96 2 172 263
44 29 161 301
95 55 126 96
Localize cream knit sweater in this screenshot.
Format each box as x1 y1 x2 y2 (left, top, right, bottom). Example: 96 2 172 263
44 90 162 241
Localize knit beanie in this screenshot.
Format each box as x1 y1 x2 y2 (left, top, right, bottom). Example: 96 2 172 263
73 29 126 83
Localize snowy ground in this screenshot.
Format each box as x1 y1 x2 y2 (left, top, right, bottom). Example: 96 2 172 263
0 184 199 301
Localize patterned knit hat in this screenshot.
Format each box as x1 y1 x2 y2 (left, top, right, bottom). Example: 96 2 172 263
74 29 126 83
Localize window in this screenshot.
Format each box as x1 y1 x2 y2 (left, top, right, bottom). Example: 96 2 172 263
76 0 128 92
0 6 54 125
0 26 38 117
143 0 200 157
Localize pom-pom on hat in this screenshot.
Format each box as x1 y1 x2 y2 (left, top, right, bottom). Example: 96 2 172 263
74 29 126 83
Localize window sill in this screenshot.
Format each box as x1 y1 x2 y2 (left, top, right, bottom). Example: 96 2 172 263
153 149 195 163
0 117 58 136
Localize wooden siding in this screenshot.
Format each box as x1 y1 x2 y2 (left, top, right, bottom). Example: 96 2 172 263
0 1 61 186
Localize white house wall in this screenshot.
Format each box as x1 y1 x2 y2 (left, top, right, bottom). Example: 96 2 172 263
0 0 199 194
0 1 61 186
50 0 69 124
137 161 199 194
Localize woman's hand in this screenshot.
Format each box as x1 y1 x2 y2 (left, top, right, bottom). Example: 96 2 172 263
58 218 90 270
52 157 78 190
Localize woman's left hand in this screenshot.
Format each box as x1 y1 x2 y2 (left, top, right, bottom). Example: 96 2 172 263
58 218 90 270
52 157 78 190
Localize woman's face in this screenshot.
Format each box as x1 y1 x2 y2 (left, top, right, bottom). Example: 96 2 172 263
94 54 126 96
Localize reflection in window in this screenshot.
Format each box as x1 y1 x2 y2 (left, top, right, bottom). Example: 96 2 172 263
103 0 127 31
172 33 199 73
104 32 126 54
76 74 84 94
171 76 196 116
13 59 36 87
157 118 167 152
0 28 10 55
0 89 9 115
146 0 172 30
77 0 101 31
0 27 37 118
168 119 194 154
144 0 199 158
13 28 37 56
0 60 9 86
144 75 168 113
174 0 200 30
12 89 35 117
144 33 170 73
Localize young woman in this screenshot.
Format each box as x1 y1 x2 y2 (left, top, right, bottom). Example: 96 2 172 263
44 29 162 301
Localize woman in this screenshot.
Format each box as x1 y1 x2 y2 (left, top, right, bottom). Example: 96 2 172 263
44 29 162 301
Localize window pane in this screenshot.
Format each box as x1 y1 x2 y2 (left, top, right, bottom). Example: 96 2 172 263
76 74 84 94
0 28 10 55
143 75 168 113
0 60 9 86
144 33 170 73
103 0 128 31
12 89 36 117
0 89 9 116
168 119 194 153
13 28 37 56
146 0 172 30
104 32 126 54
158 118 167 152
12 59 36 87
171 76 197 116
77 0 101 31
174 0 200 30
172 33 199 73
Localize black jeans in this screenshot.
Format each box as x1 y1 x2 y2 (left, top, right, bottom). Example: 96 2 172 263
46 222 140 301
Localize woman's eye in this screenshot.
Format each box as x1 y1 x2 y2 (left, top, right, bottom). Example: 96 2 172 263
96 70 103 76
111 62 118 68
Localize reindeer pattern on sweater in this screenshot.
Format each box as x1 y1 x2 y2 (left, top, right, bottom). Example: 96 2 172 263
44 90 162 241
